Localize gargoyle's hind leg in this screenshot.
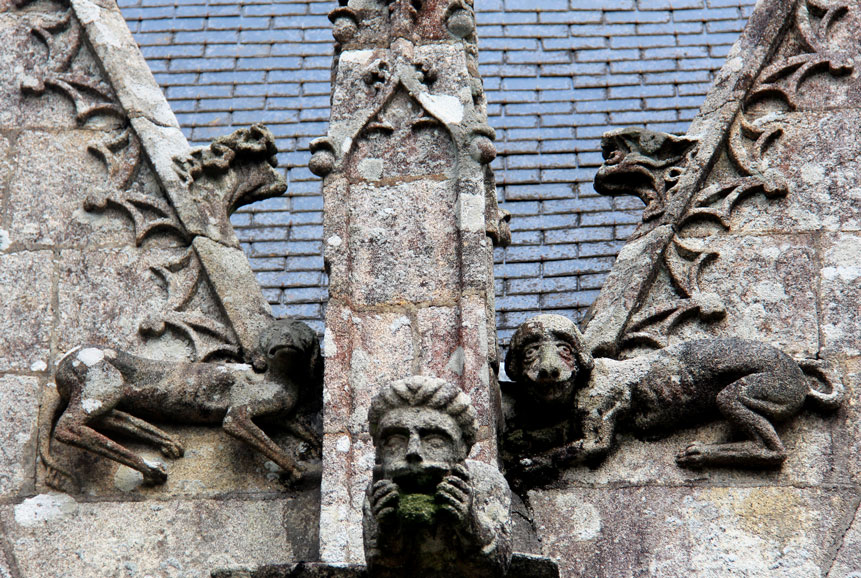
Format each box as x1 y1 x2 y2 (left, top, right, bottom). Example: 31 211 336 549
223 405 303 483
53 410 168 485
677 374 789 468
99 410 185 458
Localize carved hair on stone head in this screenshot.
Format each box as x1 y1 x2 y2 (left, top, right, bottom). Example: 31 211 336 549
368 375 478 452
504 314 594 383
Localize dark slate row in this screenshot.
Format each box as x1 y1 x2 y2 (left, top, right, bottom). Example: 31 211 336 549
118 0 756 342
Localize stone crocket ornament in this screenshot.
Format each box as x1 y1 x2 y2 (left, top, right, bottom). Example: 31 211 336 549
502 314 843 486
364 375 512 578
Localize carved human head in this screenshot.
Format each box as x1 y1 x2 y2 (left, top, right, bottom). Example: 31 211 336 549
254 318 321 380
368 376 477 492
505 314 594 406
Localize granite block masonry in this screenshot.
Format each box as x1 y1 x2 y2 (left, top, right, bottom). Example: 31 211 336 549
0 0 321 574
498 1 861 576
310 0 510 565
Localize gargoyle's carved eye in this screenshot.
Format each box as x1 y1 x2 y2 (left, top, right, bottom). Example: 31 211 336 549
383 434 408 452
556 343 573 359
423 434 450 451
523 345 539 361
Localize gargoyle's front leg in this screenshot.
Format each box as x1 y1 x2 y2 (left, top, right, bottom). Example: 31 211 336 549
222 403 303 482
555 404 621 466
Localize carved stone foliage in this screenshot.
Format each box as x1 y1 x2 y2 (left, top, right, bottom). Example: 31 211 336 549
17 0 288 363
40 319 323 493
592 0 857 352
17 0 163 233
501 315 844 488
363 376 512 578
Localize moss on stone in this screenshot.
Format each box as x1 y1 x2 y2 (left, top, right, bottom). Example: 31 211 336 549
398 493 439 526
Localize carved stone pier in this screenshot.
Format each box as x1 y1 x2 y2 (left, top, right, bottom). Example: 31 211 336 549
309 0 506 565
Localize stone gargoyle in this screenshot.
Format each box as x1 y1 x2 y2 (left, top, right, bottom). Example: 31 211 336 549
501 314 844 484
363 375 512 578
594 126 698 221
38 318 322 492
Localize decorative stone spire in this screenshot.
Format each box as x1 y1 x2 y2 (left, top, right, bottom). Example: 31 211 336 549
311 0 508 565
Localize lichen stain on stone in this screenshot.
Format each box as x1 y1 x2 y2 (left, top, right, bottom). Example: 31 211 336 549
726 487 805 546
14 494 78 527
358 158 384 181
114 465 144 492
417 93 464 125
0 229 10 251
446 346 465 376
550 493 602 541
77 347 105 367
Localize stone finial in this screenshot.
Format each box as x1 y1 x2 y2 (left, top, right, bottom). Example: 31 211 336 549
364 376 512 578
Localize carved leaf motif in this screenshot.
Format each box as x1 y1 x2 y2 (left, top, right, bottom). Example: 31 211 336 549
85 128 186 245
615 0 855 350
143 248 240 361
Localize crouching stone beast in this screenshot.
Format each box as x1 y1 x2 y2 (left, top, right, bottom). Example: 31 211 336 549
40 318 322 491
502 314 843 482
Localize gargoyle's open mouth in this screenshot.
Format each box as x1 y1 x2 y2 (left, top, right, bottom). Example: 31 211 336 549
602 148 626 166
269 344 304 357
594 162 656 196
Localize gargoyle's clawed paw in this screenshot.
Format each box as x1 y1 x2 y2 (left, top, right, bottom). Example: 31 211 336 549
676 443 706 467
45 468 79 493
142 462 168 485
160 440 184 459
279 465 305 488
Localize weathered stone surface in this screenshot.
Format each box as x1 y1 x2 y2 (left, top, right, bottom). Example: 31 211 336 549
3 495 318 577
529 486 859 578
839 358 861 486
0 13 75 130
71 0 179 128
717 112 861 234
820 232 861 357
319 431 371 565
347 179 458 306
671 233 820 357
0 375 39 498
56 246 194 358
324 309 416 436
582 225 674 356
0 251 52 372
9 130 139 247
827 501 861 578
194 236 273 356
42 423 318 497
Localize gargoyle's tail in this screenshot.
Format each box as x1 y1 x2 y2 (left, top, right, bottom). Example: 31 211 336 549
799 359 844 411
37 382 77 492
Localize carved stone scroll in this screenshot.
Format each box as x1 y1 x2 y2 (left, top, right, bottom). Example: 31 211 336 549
583 0 857 356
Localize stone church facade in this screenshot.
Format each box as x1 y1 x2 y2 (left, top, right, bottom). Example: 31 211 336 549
0 0 858 577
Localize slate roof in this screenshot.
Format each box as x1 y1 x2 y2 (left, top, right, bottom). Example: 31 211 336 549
118 0 757 343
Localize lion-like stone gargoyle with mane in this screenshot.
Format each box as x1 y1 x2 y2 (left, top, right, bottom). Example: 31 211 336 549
594 127 699 221
39 318 322 492
501 314 844 487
